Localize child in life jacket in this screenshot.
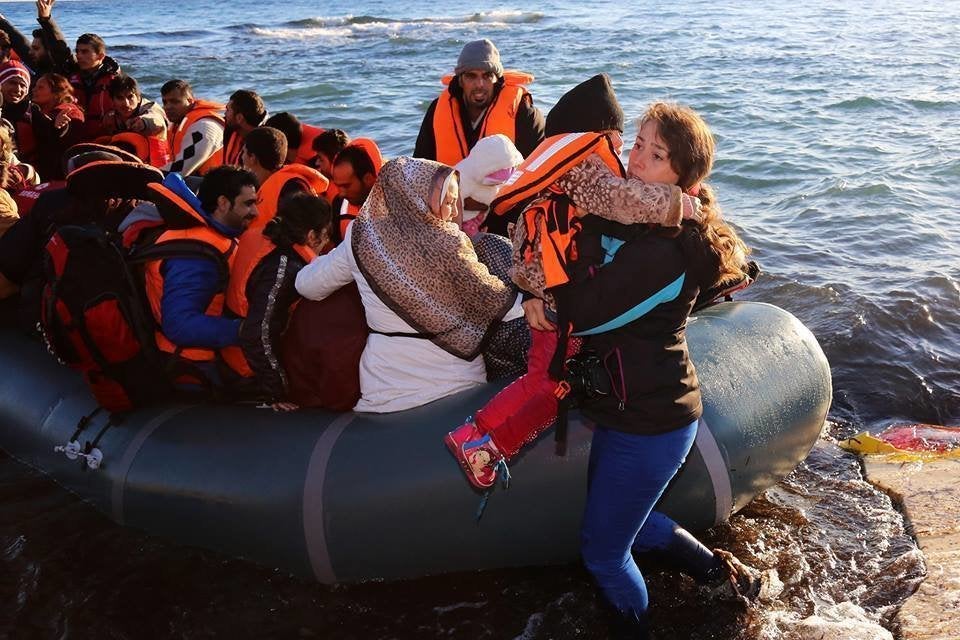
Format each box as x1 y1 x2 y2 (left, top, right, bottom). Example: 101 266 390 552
444 75 702 489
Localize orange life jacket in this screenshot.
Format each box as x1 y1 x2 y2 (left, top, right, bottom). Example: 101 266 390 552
98 130 170 169
294 123 325 166
222 234 315 378
433 70 534 166
143 183 237 363
338 198 360 240
169 99 225 176
223 130 245 167
492 132 625 289
252 164 330 230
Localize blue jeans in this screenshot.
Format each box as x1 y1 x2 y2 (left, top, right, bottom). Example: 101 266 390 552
580 420 706 623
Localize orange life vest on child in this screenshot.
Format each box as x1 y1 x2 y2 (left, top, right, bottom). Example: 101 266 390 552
491 132 625 289
222 233 315 378
169 99 225 176
433 70 534 166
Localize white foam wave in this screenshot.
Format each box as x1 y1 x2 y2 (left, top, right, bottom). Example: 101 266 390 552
251 11 542 41
250 26 353 42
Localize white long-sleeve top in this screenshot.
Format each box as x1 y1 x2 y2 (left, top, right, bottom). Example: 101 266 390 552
295 223 487 413
163 118 224 177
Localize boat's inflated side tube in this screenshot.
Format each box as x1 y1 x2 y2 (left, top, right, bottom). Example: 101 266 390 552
0 302 831 583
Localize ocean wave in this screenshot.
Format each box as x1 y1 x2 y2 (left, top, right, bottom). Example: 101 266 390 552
248 11 543 40
904 97 959 111
828 96 889 110
463 10 544 24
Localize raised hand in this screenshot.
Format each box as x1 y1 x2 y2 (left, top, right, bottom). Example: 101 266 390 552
37 0 55 20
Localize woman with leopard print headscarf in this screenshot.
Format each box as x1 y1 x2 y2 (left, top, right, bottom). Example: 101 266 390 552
295 155 520 413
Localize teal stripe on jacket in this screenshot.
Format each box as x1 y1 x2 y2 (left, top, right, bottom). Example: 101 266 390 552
573 274 685 336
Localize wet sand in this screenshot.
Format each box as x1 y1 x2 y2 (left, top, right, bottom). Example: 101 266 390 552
862 458 960 640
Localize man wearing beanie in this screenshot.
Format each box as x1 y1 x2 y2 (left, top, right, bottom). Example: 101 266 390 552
413 38 544 167
0 59 32 145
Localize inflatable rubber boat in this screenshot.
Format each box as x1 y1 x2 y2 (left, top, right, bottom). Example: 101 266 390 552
0 301 831 583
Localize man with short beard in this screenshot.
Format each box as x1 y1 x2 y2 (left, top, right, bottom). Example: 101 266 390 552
222 89 266 167
160 79 225 177
414 38 544 166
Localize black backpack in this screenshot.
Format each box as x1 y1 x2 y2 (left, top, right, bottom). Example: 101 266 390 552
39 224 174 412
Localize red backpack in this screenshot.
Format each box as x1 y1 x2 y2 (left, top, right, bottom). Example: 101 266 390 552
39 224 174 412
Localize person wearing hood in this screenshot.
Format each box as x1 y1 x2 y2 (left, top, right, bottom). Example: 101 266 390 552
296 156 519 413
66 33 120 140
413 38 544 166
142 166 258 390
445 74 701 489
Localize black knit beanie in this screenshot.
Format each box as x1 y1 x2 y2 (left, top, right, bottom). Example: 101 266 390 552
545 73 625 137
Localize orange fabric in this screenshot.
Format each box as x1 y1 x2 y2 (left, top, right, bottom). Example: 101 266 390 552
169 99 225 176
143 226 237 362
432 70 534 166
492 132 625 289
252 164 330 230
223 130 244 167
491 132 624 216
323 180 339 205
338 198 360 239
339 137 384 173
222 236 315 378
294 123 325 165
98 131 170 168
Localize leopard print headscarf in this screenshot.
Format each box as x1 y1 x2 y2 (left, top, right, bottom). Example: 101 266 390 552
352 156 515 360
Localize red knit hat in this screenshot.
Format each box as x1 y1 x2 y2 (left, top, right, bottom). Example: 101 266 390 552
0 60 30 87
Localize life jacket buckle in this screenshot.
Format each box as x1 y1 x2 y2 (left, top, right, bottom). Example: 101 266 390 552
553 380 572 400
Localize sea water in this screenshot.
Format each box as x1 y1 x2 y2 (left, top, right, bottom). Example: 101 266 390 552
0 0 956 637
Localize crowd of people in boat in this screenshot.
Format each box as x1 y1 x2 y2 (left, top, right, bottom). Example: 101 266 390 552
0 2 770 637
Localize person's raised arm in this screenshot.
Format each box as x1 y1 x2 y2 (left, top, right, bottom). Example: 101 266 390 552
35 0 76 74
0 12 31 63
557 155 700 226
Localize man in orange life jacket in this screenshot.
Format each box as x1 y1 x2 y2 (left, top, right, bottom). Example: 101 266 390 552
240 126 329 228
143 166 259 389
102 74 169 168
263 111 325 167
329 138 383 241
309 128 349 179
309 127 349 205
160 79 224 177
413 38 544 165
223 89 266 167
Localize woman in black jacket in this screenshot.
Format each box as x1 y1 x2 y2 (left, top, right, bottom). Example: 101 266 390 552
552 103 759 638
222 193 333 408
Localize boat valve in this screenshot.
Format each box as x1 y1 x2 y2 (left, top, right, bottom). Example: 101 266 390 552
54 440 104 470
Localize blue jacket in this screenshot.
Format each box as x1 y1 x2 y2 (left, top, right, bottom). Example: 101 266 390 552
157 173 242 350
